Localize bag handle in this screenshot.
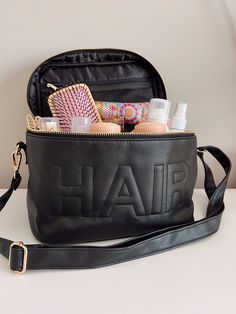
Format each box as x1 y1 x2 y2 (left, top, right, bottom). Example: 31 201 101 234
0 144 231 273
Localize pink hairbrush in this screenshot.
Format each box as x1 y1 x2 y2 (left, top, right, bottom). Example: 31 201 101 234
47 83 101 131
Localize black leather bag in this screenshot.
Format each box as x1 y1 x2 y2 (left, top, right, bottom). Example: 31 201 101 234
0 49 231 273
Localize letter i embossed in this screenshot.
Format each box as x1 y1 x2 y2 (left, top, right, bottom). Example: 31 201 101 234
151 164 164 214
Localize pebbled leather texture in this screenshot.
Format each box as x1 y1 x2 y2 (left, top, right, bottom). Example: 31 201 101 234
26 49 194 245
26 132 197 244
0 145 231 272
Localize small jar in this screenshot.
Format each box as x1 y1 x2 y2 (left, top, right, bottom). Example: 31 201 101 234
133 122 167 133
90 122 121 133
71 116 91 133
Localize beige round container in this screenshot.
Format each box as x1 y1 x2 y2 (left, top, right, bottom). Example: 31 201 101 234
133 122 167 133
90 122 121 133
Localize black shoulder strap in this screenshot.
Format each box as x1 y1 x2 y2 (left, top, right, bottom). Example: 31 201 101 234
0 145 231 273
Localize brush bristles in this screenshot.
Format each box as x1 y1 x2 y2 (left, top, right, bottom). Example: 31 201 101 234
48 83 101 131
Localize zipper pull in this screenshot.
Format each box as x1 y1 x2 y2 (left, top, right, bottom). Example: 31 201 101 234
47 83 58 91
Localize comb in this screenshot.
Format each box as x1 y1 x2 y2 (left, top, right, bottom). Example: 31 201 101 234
26 114 43 131
48 83 101 131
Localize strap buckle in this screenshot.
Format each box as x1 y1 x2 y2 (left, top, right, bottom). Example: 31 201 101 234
11 144 22 179
9 241 28 274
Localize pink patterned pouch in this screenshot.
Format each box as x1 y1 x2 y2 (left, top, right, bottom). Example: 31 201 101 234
95 101 149 125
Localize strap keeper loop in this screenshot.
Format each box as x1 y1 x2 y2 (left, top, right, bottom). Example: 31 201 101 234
9 241 28 274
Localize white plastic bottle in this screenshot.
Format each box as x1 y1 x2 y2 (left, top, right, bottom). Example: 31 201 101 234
147 98 171 131
170 102 187 132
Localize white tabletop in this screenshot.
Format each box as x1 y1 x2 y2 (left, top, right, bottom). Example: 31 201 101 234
0 189 235 314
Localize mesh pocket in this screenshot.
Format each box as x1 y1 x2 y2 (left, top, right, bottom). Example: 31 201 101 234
90 86 153 102
39 80 154 116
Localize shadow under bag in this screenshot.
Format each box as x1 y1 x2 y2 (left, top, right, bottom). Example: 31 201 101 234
0 49 231 273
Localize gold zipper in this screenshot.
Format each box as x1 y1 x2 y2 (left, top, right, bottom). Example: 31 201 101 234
26 128 195 137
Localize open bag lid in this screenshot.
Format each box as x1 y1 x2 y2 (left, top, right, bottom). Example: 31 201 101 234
27 49 167 117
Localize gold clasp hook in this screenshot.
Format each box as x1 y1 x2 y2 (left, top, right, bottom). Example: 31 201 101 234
12 144 22 179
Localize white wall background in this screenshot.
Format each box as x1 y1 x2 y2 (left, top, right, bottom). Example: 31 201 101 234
0 0 235 188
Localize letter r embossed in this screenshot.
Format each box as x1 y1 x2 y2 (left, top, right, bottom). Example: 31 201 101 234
166 162 188 211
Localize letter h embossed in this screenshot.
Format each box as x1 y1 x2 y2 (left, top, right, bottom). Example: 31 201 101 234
50 165 93 217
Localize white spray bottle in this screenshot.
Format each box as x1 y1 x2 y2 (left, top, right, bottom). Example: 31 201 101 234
171 102 188 132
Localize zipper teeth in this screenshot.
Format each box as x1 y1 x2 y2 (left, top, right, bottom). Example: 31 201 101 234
40 78 151 88
43 60 137 68
27 128 195 138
